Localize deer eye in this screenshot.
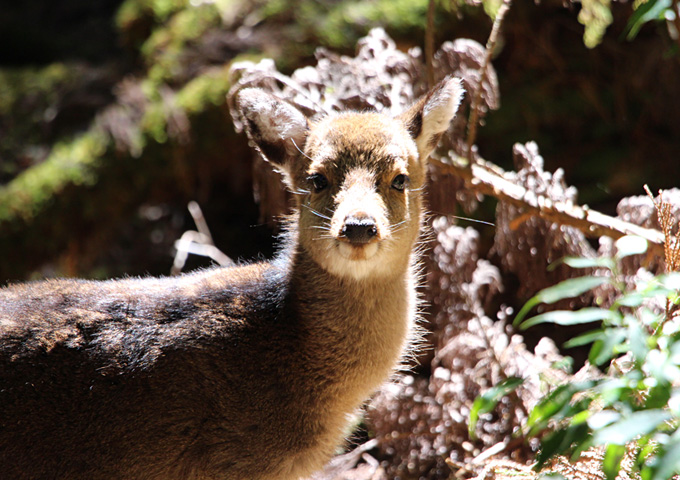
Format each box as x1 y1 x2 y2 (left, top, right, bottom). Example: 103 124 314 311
308 173 329 193
391 174 409 192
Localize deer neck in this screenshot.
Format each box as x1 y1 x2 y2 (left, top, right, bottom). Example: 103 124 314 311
278 235 418 409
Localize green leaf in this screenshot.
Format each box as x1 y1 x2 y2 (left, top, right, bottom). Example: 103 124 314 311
469 376 524 439
627 319 648 364
563 329 606 349
521 308 617 330
645 382 671 410
589 328 626 366
535 276 609 304
561 256 616 270
659 272 680 289
587 410 620 430
625 0 673 41
645 349 678 384
595 378 629 406
536 423 589 469
482 0 502 19
552 356 574 373
528 385 574 433
569 409 592 427
603 443 626 480
646 435 680 480
514 276 610 326
614 291 645 308
591 409 671 446
528 382 595 435
615 235 649 258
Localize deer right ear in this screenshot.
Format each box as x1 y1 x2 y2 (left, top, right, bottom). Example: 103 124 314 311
236 88 309 175
398 77 464 163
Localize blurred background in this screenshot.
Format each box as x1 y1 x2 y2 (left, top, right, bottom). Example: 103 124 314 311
1 0 678 282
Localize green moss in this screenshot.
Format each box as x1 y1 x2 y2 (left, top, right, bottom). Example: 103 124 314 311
140 102 169 144
0 130 109 224
0 62 115 184
139 63 231 144
251 0 432 57
175 65 232 114
116 0 189 30
0 64 72 115
0 64 67 178
257 0 290 19
141 3 224 86
308 0 429 49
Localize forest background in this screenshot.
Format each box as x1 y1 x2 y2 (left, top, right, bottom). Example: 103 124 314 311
2 0 680 478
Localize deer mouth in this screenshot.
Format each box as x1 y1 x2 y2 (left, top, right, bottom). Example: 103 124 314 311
337 241 379 261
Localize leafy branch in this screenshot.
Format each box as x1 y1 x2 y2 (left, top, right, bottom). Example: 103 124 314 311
470 233 680 479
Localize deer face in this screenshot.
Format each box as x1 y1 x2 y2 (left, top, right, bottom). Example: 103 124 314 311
293 113 422 279
237 78 464 280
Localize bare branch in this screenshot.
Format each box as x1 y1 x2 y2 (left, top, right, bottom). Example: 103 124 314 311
171 202 235 275
432 152 666 255
425 0 436 89
466 0 513 166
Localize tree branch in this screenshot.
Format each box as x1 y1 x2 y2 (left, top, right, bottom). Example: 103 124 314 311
431 153 666 255
466 0 512 166
425 0 436 89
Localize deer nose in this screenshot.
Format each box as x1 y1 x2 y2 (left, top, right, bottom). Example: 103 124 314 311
341 215 378 244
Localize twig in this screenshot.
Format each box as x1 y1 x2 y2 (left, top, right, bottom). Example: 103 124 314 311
310 439 379 480
171 201 234 275
425 0 436 89
470 438 527 466
431 152 666 255
188 201 213 244
466 0 513 167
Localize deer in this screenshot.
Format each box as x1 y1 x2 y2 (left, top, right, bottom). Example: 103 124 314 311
0 77 463 480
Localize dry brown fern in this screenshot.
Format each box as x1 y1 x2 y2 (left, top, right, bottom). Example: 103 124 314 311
644 185 680 327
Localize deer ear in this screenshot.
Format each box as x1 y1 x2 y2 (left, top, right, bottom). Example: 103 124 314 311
399 77 464 162
236 88 309 174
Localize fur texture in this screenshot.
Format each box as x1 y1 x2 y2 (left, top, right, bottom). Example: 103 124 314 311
0 77 463 480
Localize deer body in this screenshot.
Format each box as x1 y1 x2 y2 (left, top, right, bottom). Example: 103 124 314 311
0 78 463 479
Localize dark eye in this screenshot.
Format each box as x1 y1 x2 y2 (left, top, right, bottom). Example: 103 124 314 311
391 174 409 192
308 173 329 193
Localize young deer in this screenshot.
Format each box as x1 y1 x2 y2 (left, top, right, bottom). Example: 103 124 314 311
0 77 463 479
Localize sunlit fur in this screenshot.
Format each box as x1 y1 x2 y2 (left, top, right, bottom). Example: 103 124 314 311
296 113 421 281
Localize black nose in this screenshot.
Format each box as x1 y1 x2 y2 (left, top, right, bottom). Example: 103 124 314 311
341 215 378 244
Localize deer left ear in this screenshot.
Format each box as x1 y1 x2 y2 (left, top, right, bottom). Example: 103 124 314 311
236 88 309 176
398 77 464 162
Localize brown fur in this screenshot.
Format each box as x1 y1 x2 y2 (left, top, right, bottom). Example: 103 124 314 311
0 78 463 479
